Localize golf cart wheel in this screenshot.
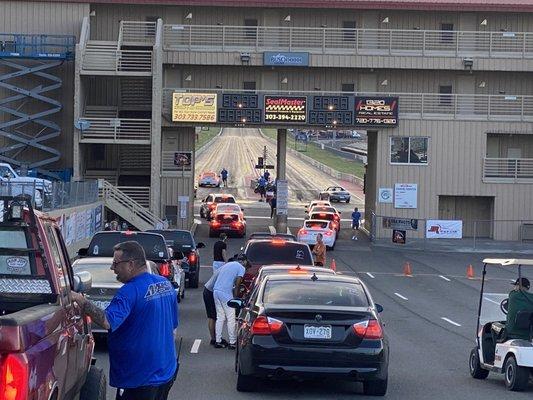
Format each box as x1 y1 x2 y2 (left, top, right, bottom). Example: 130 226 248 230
504 355 529 391
469 348 489 379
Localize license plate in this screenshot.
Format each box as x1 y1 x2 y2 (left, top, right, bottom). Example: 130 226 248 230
304 324 332 339
90 300 111 310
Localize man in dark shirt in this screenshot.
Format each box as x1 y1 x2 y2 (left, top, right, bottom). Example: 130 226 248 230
269 195 277 218
72 241 178 400
506 277 533 340
212 233 227 272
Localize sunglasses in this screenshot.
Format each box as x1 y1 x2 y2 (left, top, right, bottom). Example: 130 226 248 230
112 258 143 268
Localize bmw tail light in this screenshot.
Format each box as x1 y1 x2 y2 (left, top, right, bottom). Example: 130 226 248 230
352 319 383 339
209 204 216 210
251 316 284 335
0 354 29 400
211 221 221 228
188 252 197 264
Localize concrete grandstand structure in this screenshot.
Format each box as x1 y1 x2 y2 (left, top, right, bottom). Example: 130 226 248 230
2 0 533 240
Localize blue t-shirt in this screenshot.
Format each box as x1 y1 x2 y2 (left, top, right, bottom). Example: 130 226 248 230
352 211 361 222
106 272 178 388
221 170 228 178
258 177 267 187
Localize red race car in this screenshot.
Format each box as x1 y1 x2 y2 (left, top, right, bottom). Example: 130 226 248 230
209 213 246 238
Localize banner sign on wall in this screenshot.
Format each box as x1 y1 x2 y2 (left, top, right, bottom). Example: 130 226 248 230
394 183 417 209
383 217 418 231
264 96 307 123
426 220 463 239
263 52 309 67
355 97 398 126
392 229 406 244
378 188 393 203
172 92 217 123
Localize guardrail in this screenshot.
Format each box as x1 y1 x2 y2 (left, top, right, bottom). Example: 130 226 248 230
79 118 152 143
0 180 99 211
162 88 533 122
0 33 75 59
120 21 157 45
100 180 162 229
82 48 152 72
116 186 150 208
163 25 533 58
483 158 533 181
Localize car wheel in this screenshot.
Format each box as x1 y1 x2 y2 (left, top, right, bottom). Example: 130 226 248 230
362 377 387 396
181 285 185 299
79 367 106 400
504 355 529 391
189 271 200 289
469 348 489 379
236 365 257 392
329 242 335 251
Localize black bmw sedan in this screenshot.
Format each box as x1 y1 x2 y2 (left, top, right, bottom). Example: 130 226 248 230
230 273 388 396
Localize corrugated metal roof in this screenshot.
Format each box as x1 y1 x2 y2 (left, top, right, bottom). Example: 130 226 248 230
30 0 533 12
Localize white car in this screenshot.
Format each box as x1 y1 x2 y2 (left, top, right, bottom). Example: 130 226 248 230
305 200 331 212
214 203 244 219
297 219 337 250
0 163 52 194
0 179 43 209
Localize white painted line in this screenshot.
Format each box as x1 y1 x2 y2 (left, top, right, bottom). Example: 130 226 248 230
394 293 408 300
441 317 461 327
439 275 451 282
190 339 201 353
366 272 375 279
268 225 276 234
287 227 291 234
483 297 501 305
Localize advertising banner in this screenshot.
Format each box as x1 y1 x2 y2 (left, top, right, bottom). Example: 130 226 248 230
94 205 103 232
65 214 75 246
392 229 406 244
172 92 217 123
355 97 398 126
383 217 418 231
174 152 192 168
264 96 307 123
394 183 417 209
263 52 309 67
426 220 463 239
75 212 85 242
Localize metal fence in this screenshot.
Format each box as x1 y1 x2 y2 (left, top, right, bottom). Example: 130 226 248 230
369 213 533 247
163 25 533 59
0 180 99 211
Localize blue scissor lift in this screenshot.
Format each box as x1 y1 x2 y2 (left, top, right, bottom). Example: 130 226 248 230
0 33 75 178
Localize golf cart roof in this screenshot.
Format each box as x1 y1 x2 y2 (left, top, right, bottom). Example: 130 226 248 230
482 258 533 266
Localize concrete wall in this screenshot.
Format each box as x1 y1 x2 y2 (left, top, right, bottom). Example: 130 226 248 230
373 120 533 240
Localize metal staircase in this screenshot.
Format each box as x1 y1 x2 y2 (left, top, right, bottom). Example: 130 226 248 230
99 180 162 231
0 33 75 177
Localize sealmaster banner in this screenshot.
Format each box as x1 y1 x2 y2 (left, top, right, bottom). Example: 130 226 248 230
264 96 307 123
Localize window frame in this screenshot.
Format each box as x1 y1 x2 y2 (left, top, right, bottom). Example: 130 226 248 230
389 136 429 166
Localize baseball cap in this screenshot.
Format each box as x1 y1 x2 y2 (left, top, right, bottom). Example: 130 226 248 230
511 277 530 289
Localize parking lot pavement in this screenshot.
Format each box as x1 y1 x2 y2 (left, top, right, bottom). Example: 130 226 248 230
94 216 533 399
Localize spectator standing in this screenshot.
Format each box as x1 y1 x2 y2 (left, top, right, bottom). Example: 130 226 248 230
212 233 228 272
71 241 178 400
220 168 229 187
263 170 270 182
257 176 267 201
269 195 277 218
213 258 248 349
312 233 326 267
351 207 362 240
203 267 227 346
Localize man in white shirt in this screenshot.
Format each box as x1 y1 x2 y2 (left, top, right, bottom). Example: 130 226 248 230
212 257 247 349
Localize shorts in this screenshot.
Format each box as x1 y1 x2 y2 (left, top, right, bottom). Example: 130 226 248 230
352 221 360 230
203 287 217 319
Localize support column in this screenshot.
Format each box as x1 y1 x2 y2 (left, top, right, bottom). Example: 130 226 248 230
275 128 288 234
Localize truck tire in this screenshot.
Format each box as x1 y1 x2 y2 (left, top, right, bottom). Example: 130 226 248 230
80 366 106 400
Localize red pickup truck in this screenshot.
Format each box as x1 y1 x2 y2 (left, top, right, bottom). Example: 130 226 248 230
0 195 106 400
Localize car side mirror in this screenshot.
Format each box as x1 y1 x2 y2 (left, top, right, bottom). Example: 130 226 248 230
73 271 92 293
227 299 243 309
375 303 384 313
78 248 88 257
196 242 206 249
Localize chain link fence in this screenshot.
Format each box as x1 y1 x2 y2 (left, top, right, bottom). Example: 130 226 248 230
0 180 99 211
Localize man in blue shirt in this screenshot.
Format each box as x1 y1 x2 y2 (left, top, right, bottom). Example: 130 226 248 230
220 168 228 187
257 176 267 202
72 241 178 400
351 207 362 240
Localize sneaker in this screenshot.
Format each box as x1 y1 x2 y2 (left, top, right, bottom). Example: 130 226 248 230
227 343 236 350
210 339 216 346
220 338 229 346
214 342 227 349
352 236 355 240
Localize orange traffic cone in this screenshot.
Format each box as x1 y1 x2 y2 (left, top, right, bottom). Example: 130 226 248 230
403 262 413 277
466 264 475 279
330 259 337 272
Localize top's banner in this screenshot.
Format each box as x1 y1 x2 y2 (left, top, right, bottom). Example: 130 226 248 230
172 93 217 123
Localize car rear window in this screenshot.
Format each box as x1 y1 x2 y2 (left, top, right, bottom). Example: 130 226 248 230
0 228 32 275
217 205 240 213
87 233 169 260
216 214 239 222
214 196 235 203
305 221 329 229
246 242 313 265
310 213 335 221
263 280 368 307
147 230 193 247
73 262 117 285
312 207 335 213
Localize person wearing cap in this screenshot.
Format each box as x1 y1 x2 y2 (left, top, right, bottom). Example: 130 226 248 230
212 255 248 349
212 233 228 272
505 277 533 340
312 233 326 267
